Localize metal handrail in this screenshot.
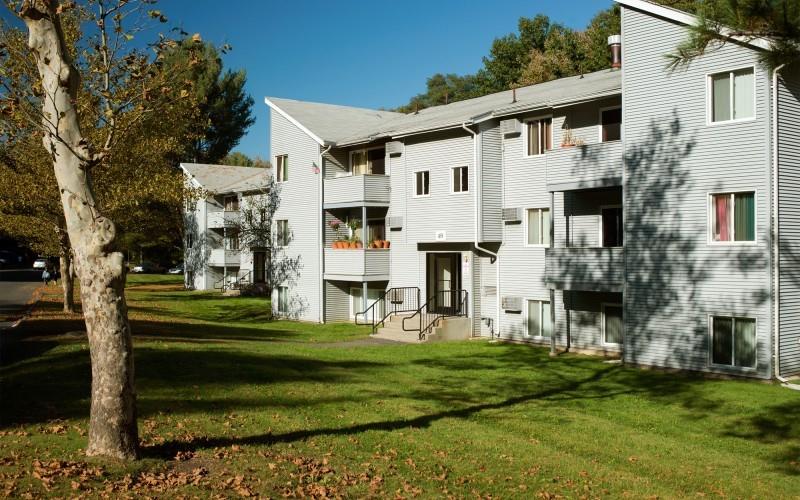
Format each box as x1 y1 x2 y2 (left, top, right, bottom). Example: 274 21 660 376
403 290 468 341
214 270 252 292
355 287 420 334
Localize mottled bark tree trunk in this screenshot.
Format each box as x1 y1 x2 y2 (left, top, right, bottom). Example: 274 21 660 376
58 228 75 313
22 0 138 460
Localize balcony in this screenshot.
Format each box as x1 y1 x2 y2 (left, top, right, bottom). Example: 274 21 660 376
207 210 240 229
546 141 623 192
324 248 390 281
324 175 390 208
208 248 241 267
544 247 623 292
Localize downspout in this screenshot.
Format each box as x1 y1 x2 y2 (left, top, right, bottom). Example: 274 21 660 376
319 144 332 323
462 122 500 339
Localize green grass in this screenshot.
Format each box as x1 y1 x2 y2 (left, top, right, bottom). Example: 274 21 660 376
1 282 799 497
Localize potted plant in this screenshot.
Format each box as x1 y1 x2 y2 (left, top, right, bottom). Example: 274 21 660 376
329 219 343 249
383 240 391 249
355 240 363 249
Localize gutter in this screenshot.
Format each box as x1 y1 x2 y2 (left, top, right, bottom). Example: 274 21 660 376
461 123 500 339
319 144 332 323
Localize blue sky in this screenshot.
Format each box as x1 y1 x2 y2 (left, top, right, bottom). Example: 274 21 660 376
168 0 614 160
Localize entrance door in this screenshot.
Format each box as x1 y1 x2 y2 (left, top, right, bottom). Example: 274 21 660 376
426 253 462 313
351 287 384 321
253 251 267 283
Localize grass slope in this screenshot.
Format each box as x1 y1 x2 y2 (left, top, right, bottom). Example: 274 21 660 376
1 276 799 497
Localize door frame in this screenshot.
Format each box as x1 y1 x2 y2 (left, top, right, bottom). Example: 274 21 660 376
426 252 462 313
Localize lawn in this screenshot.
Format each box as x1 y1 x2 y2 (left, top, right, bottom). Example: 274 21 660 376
1 277 799 498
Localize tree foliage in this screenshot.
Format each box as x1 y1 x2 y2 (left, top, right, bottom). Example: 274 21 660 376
162 39 255 163
666 0 800 70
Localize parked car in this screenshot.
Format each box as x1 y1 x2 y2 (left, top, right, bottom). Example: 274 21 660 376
167 263 184 274
131 261 164 274
32 258 48 270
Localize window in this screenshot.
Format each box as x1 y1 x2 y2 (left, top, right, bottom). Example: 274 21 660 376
350 148 385 175
710 192 755 243
603 304 623 345
186 233 193 249
277 286 289 313
226 229 240 251
414 171 430 197
601 206 623 247
452 166 468 193
525 117 552 156
711 316 756 368
276 154 288 182
527 300 552 338
224 195 239 211
526 208 551 246
276 219 289 247
600 107 622 142
710 68 754 123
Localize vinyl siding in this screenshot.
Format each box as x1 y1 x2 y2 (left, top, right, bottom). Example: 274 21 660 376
480 121 503 242
387 146 423 290
404 130 475 243
325 280 351 322
270 110 322 321
622 6 772 378
778 66 800 375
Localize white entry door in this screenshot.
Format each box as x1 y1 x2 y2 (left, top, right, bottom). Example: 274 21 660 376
351 287 384 321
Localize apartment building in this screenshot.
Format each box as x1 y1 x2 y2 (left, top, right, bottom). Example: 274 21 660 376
187 0 800 379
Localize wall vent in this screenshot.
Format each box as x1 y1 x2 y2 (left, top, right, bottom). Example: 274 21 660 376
501 296 522 312
387 216 403 229
500 118 522 136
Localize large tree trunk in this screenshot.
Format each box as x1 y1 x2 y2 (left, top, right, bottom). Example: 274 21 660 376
22 1 138 460
57 228 75 313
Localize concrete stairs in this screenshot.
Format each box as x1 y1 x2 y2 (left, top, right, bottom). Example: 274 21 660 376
370 314 471 344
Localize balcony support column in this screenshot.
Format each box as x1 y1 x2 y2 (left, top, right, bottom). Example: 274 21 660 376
549 192 554 249
362 281 368 314
362 205 367 245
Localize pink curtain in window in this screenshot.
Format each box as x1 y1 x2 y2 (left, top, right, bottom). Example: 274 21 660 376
715 195 730 241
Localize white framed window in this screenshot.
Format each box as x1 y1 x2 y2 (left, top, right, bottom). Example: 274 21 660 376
525 208 551 246
276 154 288 182
414 170 430 197
350 147 386 176
226 229 240 251
602 303 623 346
709 191 756 244
451 166 468 193
708 67 755 124
277 286 289 313
526 299 552 338
710 315 756 369
599 106 622 142
524 117 553 157
276 219 289 247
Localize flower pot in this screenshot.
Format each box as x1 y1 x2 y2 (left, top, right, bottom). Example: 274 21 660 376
561 143 575 148
355 241 363 249
383 240 390 249
349 241 356 249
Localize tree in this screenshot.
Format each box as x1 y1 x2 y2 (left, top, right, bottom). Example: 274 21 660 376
666 0 800 69
2 0 204 460
162 39 255 163
222 151 253 166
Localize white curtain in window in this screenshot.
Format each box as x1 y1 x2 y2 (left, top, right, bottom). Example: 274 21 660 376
733 70 754 120
541 209 551 246
713 73 731 122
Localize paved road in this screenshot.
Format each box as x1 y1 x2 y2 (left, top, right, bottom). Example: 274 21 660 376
0 269 42 329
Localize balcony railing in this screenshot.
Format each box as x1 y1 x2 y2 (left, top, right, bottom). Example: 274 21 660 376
544 246 623 292
546 141 623 192
324 175 390 207
207 210 240 228
208 248 241 267
324 248 390 281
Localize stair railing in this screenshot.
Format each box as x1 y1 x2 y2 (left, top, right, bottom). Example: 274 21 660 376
402 289 468 341
355 287 420 334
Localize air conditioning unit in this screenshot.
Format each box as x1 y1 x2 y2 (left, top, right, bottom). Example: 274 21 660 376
482 285 497 296
385 141 404 155
502 207 521 222
387 216 403 230
500 118 522 136
501 296 522 312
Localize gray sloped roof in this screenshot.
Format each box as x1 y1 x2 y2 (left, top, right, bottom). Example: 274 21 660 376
265 97 404 145
337 69 621 145
180 163 270 194
265 69 621 147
